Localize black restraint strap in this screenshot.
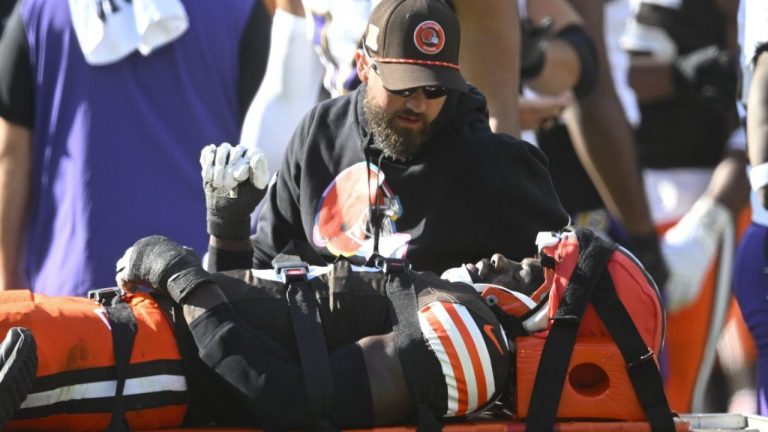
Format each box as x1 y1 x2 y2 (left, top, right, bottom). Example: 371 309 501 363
383 260 442 432
525 229 613 432
153 294 215 426
592 273 675 431
99 291 138 432
276 256 336 431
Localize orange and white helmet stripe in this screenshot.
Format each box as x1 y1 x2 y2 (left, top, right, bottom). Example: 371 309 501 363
418 301 496 417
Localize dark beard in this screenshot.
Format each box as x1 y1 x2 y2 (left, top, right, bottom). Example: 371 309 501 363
363 92 431 161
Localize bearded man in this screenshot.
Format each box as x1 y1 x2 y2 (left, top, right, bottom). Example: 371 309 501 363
224 0 568 273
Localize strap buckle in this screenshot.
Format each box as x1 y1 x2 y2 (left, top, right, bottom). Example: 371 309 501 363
275 261 310 283
374 256 411 274
627 349 655 370
87 287 123 305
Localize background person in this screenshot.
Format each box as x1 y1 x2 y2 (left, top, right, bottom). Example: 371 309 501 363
734 0 768 416
0 0 271 295
226 0 569 274
621 0 747 412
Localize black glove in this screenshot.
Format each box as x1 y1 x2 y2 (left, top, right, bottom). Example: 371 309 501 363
520 17 553 80
627 232 669 295
206 180 266 240
116 235 212 303
673 45 739 105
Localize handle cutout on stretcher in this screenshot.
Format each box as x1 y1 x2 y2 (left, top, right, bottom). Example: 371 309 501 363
569 362 609 397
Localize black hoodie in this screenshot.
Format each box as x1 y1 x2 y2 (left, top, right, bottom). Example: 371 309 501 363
252 84 569 273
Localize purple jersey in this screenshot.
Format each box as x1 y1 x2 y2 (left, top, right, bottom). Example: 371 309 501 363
16 0 256 295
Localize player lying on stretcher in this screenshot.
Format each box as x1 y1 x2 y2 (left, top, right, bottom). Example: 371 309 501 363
0 145 668 431
0 225 669 431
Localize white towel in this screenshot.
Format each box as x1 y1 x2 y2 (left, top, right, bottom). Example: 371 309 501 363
69 0 188 66
133 0 188 55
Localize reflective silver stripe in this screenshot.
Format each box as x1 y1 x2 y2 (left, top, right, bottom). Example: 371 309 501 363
21 374 187 409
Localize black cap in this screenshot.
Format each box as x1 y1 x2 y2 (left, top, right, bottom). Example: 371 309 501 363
363 0 466 92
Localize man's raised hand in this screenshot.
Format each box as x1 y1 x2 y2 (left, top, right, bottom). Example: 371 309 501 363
200 143 269 240
200 143 270 194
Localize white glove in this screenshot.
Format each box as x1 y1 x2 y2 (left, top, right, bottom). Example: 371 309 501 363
199 143 270 195
660 197 732 313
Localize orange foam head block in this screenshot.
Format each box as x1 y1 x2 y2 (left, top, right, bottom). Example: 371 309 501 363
516 335 649 421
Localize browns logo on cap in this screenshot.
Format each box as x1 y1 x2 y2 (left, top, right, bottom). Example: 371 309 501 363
414 21 445 55
363 0 467 92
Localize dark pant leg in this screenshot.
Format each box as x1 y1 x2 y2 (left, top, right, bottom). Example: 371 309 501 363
189 303 315 430
189 300 375 429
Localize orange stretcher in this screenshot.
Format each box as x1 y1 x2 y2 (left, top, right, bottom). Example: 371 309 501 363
1 229 681 431
0 290 187 431
151 421 693 432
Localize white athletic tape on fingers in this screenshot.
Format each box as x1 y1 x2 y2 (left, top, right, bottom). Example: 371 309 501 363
200 144 216 183
233 162 250 182
228 145 246 167
250 154 270 189
213 143 235 188
215 143 232 167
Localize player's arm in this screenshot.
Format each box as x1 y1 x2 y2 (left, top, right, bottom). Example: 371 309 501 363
0 3 33 291
452 0 521 136
563 0 667 286
523 0 587 96
748 50 768 208
237 0 273 121
0 120 30 291
563 0 654 236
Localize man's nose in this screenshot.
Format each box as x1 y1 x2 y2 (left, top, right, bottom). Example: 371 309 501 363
405 90 427 112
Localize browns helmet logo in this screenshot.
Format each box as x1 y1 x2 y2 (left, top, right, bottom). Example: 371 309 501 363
312 162 410 258
413 21 445 55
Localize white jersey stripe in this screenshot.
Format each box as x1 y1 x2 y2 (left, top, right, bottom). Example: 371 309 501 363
430 303 479 413
21 374 188 409
418 309 460 416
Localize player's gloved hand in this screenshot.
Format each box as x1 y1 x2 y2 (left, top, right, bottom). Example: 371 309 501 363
627 231 669 296
660 197 732 313
673 45 739 105
200 143 270 240
465 254 544 297
116 235 212 303
520 17 553 80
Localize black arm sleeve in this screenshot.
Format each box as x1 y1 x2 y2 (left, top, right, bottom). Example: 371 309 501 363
207 244 254 272
752 42 768 69
237 0 271 121
0 0 34 128
557 24 599 100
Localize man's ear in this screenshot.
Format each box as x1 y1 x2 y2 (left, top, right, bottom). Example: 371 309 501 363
355 49 370 83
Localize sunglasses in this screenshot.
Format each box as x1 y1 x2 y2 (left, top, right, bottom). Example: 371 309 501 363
363 45 449 100
385 85 448 99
